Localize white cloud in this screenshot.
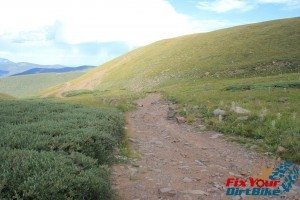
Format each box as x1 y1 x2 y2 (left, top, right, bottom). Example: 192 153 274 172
0 0 240 65
197 0 253 13
197 0 300 12
0 0 231 47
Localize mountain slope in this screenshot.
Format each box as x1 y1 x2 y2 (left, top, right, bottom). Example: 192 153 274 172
12 65 95 76
44 18 299 95
43 18 300 163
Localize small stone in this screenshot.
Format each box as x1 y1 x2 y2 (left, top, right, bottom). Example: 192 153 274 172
278 97 288 103
180 153 188 158
198 125 206 131
185 190 208 195
176 116 187 124
195 160 206 166
132 163 140 167
213 182 222 189
218 114 223 122
207 188 218 193
167 107 176 119
151 101 157 105
172 138 181 143
213 108 226 116
183 177 193 183
134 184 145 190
153 169 162 173
210 133 223 139
129 167 138 180
277 146 286 153
158 188 177 197
231 106 250 114
129 138 137 143
184 143 191 147
264 152 272 155
178 165 190 170
195 177 201 181
239 171 248 176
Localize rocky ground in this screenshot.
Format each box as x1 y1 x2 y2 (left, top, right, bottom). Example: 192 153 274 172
112 94 299 200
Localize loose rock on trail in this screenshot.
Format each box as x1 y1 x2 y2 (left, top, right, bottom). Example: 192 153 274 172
112 94 299 200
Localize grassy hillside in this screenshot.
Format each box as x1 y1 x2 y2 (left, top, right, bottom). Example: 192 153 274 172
0 93 14 100
0 100 124 199
0 72 84 98
45 18 299 95
45 18 300 162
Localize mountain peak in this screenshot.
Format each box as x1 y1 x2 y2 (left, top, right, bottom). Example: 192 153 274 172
0 58 94 77
0 58 14 64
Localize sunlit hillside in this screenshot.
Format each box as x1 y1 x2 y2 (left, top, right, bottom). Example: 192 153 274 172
45 18 300 162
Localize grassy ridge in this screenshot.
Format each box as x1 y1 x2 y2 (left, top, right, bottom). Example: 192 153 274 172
44 18 299 95
45 18 300 162
0 100 124 199
0 72 84 98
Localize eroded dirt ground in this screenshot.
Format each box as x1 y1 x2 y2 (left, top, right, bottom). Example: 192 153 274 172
112 94 299 200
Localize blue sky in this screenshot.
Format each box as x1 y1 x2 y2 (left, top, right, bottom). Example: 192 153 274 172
0 0 299 67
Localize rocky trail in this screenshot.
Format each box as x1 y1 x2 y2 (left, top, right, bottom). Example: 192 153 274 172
112 94 299 200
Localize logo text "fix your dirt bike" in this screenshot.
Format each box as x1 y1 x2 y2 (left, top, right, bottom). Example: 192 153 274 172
225 161 299 196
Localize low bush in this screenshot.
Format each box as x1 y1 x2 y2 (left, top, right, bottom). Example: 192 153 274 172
0 100 124 199
62 89 94 97
0 149 112 200
224 81 300 91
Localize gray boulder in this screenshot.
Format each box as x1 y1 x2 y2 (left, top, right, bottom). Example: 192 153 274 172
231 106 250 114
213 108 226 116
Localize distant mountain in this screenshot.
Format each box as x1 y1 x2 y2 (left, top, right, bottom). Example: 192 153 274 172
12 66 95 76
0 58 15 65
0 58 95 77
0 69 9 77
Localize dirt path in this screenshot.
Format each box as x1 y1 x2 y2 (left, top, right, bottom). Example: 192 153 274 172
112 94 299 200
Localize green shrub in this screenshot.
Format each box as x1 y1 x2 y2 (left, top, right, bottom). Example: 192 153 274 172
62 89 94 97
0 100 123 163
0 149 113 200
224 81 300 91
0 100 124 199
